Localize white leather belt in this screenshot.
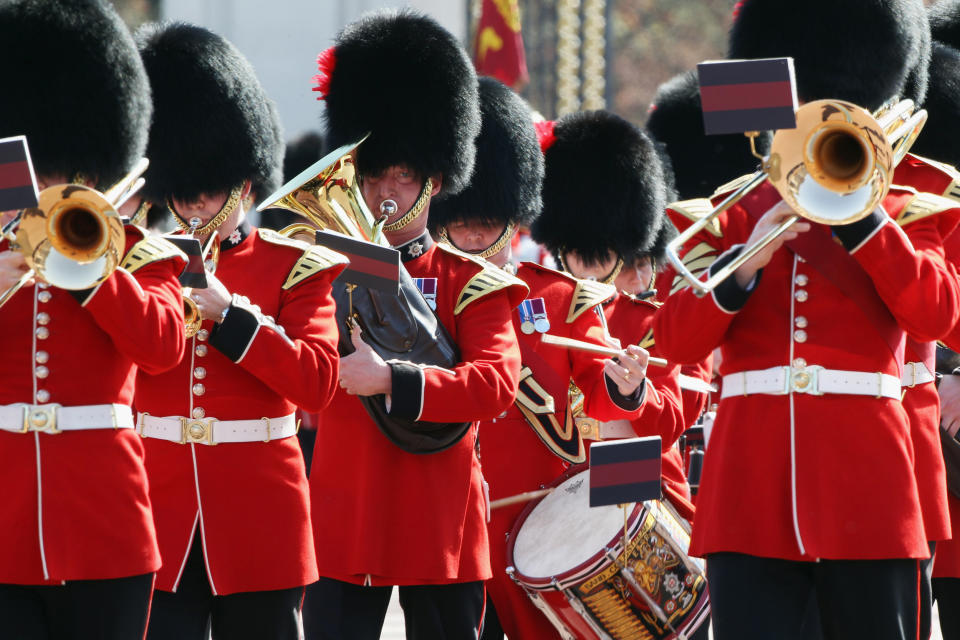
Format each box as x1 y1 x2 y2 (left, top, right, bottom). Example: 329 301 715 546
577 417 637 441
901 361 936 388
137 413 297 445
721 365 901 400
0 403 134 434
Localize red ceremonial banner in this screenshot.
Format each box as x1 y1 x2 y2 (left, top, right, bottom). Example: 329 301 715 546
473 0 529 89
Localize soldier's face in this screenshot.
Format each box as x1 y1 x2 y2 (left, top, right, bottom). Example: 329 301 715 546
445 219 506 254
361 165 424 224
615 256 653 295
563 249 619 282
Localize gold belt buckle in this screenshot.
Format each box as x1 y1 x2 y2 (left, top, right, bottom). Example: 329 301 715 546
179 417 217 445
21 404 60 434
577 417 601 441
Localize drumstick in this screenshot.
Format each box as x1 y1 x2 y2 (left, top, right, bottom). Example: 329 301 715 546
539 334 668 367
489 488 554 510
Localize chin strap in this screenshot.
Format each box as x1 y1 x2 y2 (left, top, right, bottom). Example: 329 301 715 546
439 221 516 259
382 178 433 233
557 251 624 284
170 185 244 236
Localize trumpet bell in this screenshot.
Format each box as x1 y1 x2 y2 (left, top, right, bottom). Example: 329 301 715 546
769 100 893 226
17 185 124 290
184 294 202 338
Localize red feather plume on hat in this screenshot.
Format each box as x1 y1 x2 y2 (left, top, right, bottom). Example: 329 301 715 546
311 46 337 101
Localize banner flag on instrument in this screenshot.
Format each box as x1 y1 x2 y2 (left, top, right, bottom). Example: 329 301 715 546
0 136 38 211
473 0 529 88
315 229 400 294
162 235 206 288
697 57 798 135
589 436 661 507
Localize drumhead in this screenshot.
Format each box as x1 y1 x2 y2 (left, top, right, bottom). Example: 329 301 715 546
512 469 632 579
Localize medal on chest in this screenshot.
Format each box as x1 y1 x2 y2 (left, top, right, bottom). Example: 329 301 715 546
414 277 438 310
518 297 550 334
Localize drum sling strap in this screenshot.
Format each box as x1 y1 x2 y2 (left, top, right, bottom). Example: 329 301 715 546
740 184 905 364
513 337 586 464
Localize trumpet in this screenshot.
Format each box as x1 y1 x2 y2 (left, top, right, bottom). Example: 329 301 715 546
182 231 221 338
667 99 927 296
0 158 149 309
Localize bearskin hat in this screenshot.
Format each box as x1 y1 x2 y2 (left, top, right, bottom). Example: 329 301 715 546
646 70 768 201
637 218 678 266
531 110 666 265
319 9 480 197
729 0 930 111
429 77 543 233
930 0 960 49
908 42 960 167
0 0 150 190
136 22 284 203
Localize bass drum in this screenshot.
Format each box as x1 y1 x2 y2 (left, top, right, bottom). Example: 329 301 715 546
506 466 710 640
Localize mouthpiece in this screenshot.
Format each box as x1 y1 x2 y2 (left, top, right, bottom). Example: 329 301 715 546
380 199 398 217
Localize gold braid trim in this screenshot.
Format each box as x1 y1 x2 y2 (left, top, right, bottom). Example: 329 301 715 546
438 221 516 259
129 200 151 227
558 252 623 285
169 185 243 236
382 178 433 233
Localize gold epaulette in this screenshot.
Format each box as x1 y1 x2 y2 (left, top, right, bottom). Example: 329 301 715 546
283 245 349 290
258 227 311 250
713 172 758 197
668 197 722 237
638 327 655 350
454 265 527 315
895 191 959 227
567 279 616 323
670 241 719 295
121 234 186 274
910 154 960 203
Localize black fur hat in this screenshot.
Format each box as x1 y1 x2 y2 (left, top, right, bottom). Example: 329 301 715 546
531 110 666 265
136 22 284 203
646 70 767 200
729 0 930 111
429 77 543 232
908 42 960 167
931 0 960 49
320 9 480 197
0 0 150 189
637 218 678 265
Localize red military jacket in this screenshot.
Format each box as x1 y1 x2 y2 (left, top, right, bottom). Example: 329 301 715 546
0 226 185 584
654 175 960 561
602 292 692 519
893 154 960 545
311 233 526 586
135 224 346 595
482 262 648 507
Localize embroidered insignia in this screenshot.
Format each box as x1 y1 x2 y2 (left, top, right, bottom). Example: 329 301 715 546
408 241 424 258
567 280 616 323
671 241 719 295
453 265 525 315
669 198 722 237
414 277 438 310
518 297 550 334
121 235 185 274
282 245 349 290
895 191 958 227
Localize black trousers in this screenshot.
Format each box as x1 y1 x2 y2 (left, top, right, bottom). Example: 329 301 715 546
302 577 485 640
707 552 920 640
146 531 304 640
0 573 154 640
933 576 960 639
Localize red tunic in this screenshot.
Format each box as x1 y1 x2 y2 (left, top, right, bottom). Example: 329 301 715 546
135 227 345 595
482 262 649 640
655 178 960 561
311 240 526 585
0 227 185 584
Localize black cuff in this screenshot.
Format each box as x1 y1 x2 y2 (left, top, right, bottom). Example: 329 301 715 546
209 301 258 362
388 361 424 419
832 209 885 251
605 374 646 411
710 246 758 312
68 286 98 306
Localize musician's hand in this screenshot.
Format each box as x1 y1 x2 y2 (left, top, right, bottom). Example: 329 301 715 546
733 201 811 289
339 325 392 396
0 250 31 292
193 273 232 322
605 344 649 396
940 374 960 438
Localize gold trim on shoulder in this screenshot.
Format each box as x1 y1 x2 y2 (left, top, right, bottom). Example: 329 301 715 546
454 265 526 315
257 227 311 249
567 280 616 323
671 241 718 295
668 198 722 237
895 191 959 227
121 235 185 274
713 172 758 197
638 327 655 350
282 245 349 290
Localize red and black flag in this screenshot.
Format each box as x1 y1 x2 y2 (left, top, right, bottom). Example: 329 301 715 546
163 235 206 288
0 136 38 211
473 0 528 88
589 436 662 507
315 230 400 294
697 58 797 135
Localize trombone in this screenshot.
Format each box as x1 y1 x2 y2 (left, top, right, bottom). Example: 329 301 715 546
0 158 149 308
666 99 927 296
